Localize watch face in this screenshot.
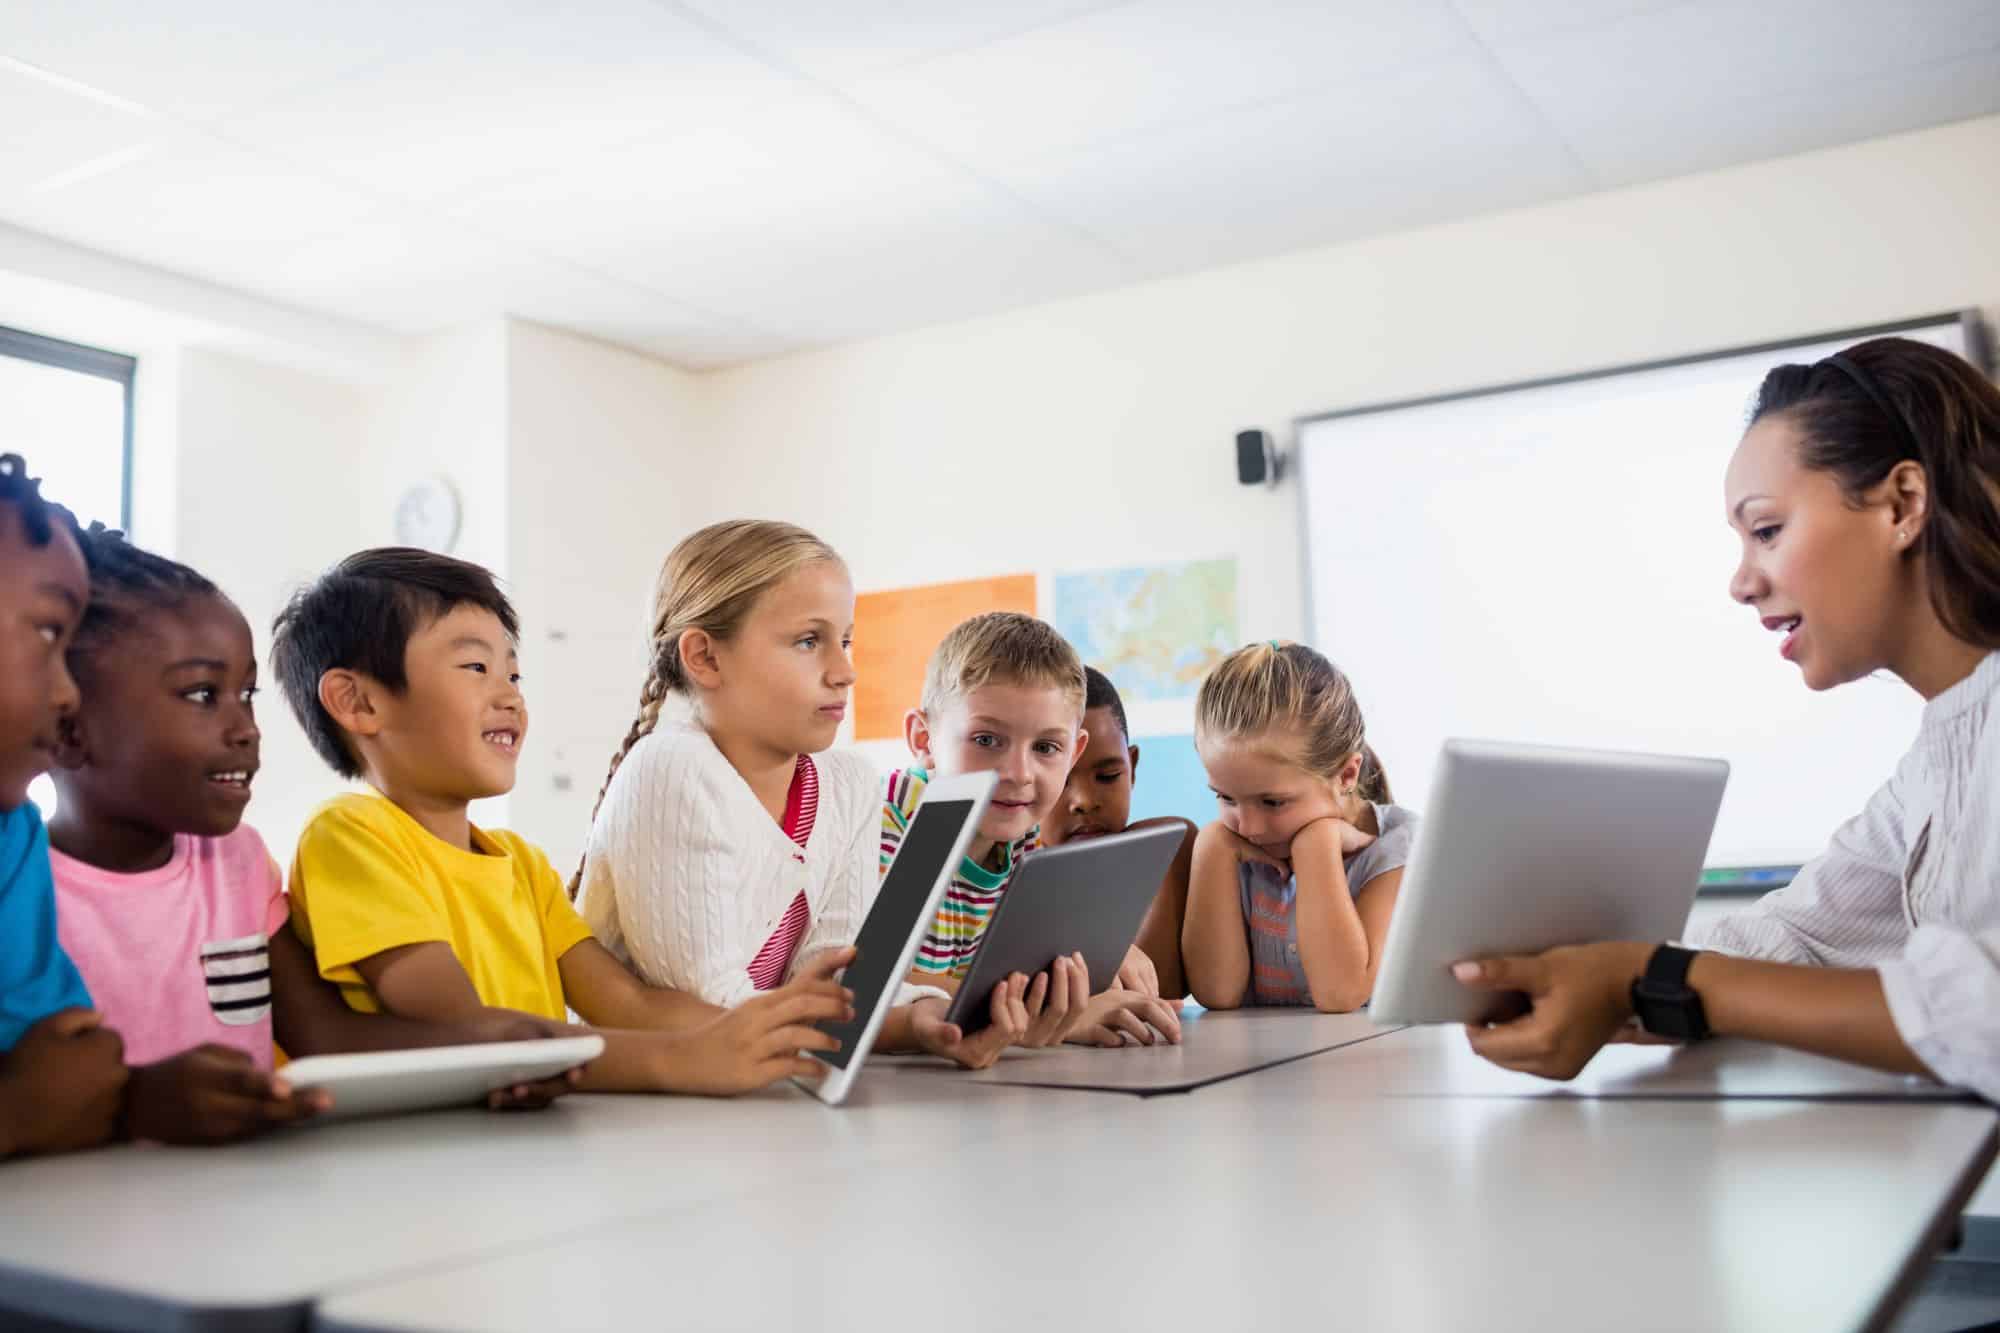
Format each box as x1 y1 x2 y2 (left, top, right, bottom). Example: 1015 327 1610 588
394 478 461 552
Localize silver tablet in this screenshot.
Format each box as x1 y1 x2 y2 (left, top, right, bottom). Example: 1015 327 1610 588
944 823 1184 1034
797 769 995 1105
1370 739 1728 1026
282 1036 605 1120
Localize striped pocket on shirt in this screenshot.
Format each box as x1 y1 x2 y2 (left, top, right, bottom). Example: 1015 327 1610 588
200 932 272 1027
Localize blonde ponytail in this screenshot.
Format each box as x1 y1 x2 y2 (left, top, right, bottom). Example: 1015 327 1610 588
1194 640 1388 800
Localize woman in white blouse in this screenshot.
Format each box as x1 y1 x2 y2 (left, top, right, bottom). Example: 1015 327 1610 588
1455 336 2000 1100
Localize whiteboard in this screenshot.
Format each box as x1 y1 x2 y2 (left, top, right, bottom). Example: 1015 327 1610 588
1297 315 1977 870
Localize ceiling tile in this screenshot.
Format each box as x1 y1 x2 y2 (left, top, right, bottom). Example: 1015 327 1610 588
678 0 1132 82
214 0 801 206
0 0 520 124
452 89 1131 339
844 0 1474 160
986 57 1592 273
0 59 153 196
1491 0 2000 116
1447 0 1686 45
1554 44 2000 186
0 128 381 296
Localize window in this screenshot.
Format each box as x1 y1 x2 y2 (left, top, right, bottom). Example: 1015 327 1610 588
3 324 136 820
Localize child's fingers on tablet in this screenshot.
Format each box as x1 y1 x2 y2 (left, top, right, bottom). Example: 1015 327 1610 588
793 948 857 983
788 1056 828 1081
765 1024 842 1058
765 988 854 1028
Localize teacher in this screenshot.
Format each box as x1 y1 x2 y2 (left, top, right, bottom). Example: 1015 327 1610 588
1454 335 2000 1100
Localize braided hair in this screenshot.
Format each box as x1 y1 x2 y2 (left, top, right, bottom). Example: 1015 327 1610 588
0 453 81 551
67 525 224 676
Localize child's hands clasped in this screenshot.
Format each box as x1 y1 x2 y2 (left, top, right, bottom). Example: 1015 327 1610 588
0 1008 128 1156
124 1044 329 1144
1066 989 1183 1047
907 974 1030 1070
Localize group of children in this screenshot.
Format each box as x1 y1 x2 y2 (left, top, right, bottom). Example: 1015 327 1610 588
8 331 1998 1159
0 463 1414 1156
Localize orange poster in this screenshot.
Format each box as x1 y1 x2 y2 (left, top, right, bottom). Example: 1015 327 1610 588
852 573 1037 741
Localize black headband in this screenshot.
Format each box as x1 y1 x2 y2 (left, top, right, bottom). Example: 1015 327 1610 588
1822 353 1923 459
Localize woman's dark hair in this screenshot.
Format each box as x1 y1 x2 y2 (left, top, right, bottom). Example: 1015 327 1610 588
1750 335 2000 648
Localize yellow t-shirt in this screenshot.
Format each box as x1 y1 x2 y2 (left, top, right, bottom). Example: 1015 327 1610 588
288 792 593 1022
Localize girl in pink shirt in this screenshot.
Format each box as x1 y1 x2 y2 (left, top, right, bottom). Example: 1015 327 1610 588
48 531 570 1143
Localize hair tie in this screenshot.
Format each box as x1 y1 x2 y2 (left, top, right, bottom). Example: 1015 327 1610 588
1822 354 1923 460
1267 639 1284 651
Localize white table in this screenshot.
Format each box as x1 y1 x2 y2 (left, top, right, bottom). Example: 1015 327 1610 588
3 1015 1992 1333
1300 1023 1976 1101
0 1075 1097 1331
312 1083 1996 1333
888 1005 1396 1093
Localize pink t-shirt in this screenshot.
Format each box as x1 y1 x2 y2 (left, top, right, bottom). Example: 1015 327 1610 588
51 825 287 1070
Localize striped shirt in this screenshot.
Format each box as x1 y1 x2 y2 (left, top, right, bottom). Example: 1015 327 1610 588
746 756 818 991
1689 652 2000 1101
882 767 1039 981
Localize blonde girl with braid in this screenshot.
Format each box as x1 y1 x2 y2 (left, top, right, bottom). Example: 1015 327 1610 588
1183 642 1420 1013
573 522 1009 1068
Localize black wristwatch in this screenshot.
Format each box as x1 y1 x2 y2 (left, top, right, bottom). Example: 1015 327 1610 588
1629 944 1712 1042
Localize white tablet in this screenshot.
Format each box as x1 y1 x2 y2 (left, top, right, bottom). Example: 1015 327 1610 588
281 1036 605 1121
796 770 995 1106
1370 739 1729 1026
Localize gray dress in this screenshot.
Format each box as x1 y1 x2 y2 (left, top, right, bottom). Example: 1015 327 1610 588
1234 803 1419 1007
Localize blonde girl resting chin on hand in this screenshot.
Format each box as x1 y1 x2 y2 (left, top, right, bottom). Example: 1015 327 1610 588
1183 642 1420 1014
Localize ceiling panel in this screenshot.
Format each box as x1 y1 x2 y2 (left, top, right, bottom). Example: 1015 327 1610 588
0 0 523 124
1549 45 2000 186
1447 0 1686 45
843 0 1474 161
1491 0 2000 118
214 0 799 206
678 0 1133 82
0 128 381 295
988 57 1592 273
0 59 154 196
451 88 1131 336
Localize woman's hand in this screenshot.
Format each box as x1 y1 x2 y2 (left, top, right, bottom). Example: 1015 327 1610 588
1452 941 1652 1080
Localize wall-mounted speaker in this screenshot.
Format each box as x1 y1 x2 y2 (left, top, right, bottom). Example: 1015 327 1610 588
1235 428 1282 488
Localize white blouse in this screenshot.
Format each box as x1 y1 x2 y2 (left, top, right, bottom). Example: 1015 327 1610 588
576 721 901 1008
1689 652 2000 1101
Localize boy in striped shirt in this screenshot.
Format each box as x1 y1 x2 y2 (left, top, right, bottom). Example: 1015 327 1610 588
883 613 1182 1049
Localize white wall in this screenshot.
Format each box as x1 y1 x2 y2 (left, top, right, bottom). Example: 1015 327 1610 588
503 320 704 875
173 348 370 861
691 115 2000 665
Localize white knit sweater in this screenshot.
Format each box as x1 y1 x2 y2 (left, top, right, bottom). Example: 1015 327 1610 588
576 721 887 1008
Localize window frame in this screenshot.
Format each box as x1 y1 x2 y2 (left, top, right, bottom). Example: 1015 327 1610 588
0 323 137 530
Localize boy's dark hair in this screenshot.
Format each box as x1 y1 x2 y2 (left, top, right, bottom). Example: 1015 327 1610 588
1083 666 1130 746
271 547 519 779
0 453 81 550
70 525 222 677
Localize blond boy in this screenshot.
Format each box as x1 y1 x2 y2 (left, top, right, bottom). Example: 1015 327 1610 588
883 613 1181 1049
